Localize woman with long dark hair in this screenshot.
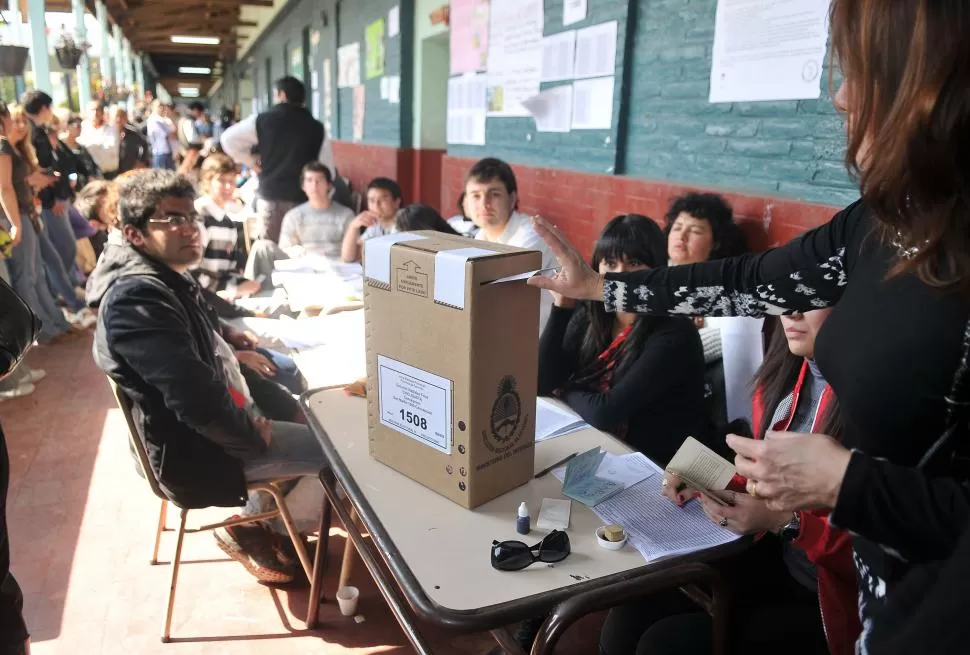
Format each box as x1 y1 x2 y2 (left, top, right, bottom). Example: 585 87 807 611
529 1 970 650
603 311 858 655
395 203 461 236
537 214 708 466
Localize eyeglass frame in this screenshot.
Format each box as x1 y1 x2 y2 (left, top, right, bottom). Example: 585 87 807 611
490 529 571 572
146 211 204 231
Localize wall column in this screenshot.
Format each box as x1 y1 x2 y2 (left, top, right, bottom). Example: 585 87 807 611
72 0 92 109
26 0 51 92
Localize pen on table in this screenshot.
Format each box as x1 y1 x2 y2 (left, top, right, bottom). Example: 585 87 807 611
534 452 578 479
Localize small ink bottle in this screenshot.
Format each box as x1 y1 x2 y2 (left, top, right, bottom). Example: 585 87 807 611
516 501 531 535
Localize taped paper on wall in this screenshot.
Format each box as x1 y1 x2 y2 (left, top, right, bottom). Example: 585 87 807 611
447 73 487 146
571 76 614 130
574 21 618 79
522 85 573 133
337 43 361 88
450 0 490 74
541 30 576 82
486 0 544 116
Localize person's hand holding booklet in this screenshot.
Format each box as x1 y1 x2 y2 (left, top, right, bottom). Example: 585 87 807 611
664 437 737 508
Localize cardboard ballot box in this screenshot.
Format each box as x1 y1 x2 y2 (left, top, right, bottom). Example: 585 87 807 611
363 231 541 509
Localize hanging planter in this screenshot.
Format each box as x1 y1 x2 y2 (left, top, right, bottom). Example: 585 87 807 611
0 14 28 76
54 30 88 70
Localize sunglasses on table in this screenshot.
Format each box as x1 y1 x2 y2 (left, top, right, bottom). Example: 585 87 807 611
490 530 571 572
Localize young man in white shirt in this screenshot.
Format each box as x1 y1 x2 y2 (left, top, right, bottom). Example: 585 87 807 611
246 162 355 283
464 158 555 332
79 101 121 177
340 177 403 263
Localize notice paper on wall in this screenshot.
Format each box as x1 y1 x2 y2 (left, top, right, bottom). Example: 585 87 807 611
574 21 618 79
337 43 361 88
522 85 573 133
486 0 544 116
322 58 334 135
353 85 366 141
541 30 576 82
709 0 830 103
365 18 386 80
563 0 587 26
571 76 614 130
388 5 400 38
447 72 487 145
450 0 490 74
380 76 390 100
389 75 400 104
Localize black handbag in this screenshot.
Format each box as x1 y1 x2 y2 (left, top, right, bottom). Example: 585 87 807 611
0 273 41 381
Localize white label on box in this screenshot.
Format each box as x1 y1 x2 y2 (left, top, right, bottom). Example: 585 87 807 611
377 355 453 453
433 247 503 309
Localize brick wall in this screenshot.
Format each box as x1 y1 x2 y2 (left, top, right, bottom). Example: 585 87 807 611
442 155 841 258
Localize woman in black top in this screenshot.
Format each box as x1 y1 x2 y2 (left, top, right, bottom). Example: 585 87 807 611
537 214 708 466
528 1 970 650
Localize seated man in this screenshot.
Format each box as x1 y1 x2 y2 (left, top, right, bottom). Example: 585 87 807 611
464 158 556 331
246 162 355 282
340 177 403 262
87 169 324 584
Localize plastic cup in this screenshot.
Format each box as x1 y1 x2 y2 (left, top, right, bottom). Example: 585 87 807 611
336 585 360 616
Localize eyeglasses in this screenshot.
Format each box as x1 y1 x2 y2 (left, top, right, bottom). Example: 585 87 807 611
148 213 202 230
490 530 571 571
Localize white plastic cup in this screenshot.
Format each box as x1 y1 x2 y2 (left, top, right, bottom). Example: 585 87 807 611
336 585 360 616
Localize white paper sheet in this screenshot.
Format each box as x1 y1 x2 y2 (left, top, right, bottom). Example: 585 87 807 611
541 30 576 82
380 77 390 100
563 0 587 26
707 317 764 424
337 43 361 88
486 0 544 116
709 0 831 103
559 456 740 562
574 21 618 79
388 5 400 38
388 75 400 104
447 73 488 146
595 452 655 488
571 76 614 129
522 85 573 133
536 397 589 441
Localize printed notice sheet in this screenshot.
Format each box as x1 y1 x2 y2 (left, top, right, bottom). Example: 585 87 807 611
337 43 361 88
377 355 453 454
450 0 491 74
541 30 576 82
447 73 488 145
572 76 614 129
522 85 573 133
709 0 831 103
574 21 617 79
486 0 544 116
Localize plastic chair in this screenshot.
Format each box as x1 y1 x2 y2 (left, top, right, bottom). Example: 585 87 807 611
107 378 314 642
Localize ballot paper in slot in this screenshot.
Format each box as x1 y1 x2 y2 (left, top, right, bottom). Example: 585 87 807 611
559 447 655 507
665 437 736 506
536 397 589 441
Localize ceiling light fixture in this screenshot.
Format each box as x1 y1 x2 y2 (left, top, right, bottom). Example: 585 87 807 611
178 87 201 97
171 36 221 45
178 66 212 74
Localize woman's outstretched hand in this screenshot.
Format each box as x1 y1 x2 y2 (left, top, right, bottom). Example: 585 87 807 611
527 215 605 302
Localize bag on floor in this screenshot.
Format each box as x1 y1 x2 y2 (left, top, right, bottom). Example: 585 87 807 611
0 275 41 380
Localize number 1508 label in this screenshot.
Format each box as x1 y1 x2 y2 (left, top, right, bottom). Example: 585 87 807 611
377 355 453 454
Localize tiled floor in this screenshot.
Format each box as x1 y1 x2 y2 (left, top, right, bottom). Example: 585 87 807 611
1 333 604 654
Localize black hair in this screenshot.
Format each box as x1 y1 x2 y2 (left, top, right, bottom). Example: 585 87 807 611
118 169 196 230
275 76 306 105
464 157 518 208
20 90 53 116
395 204 460 235
754 318 842 441
301 161 333 184
663 192 747 260
188 101 205 113
220 106 234 126
577 215 668 377
367 177 402 201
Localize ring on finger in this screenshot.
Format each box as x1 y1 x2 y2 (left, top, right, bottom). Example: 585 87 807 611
747 479 759 498
719 517 728 527
661 477 669 488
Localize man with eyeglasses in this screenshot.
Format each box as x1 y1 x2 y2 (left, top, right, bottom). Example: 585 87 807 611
87 169 326 585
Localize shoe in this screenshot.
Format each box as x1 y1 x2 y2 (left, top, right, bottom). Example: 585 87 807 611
65 308 97 329
213 517 295 584
0 382 35 402
28 369 47 383
269 532 317 583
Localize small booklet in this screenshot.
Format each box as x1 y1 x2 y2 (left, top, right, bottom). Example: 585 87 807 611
665 437 737 506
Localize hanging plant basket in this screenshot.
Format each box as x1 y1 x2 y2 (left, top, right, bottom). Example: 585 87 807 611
55 43 84 69
0 44 29 76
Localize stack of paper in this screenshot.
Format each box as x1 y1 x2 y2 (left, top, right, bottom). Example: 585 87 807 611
536 397 589 441
559 448 654 507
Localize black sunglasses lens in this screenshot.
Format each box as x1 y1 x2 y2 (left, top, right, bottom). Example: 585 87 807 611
491 541 533 571
538 530 571 563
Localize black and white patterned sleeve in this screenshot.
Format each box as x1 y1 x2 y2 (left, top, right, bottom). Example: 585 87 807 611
604 201 863 317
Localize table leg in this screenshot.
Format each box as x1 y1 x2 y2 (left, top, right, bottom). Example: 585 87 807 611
337 505 358 589
306 485 334 629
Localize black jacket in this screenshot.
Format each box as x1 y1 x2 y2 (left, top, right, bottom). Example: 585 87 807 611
117 124 150 175
538 305 710 467
28 118 72 209
0 421 28 652
87 244 266 508
255 103 324 204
